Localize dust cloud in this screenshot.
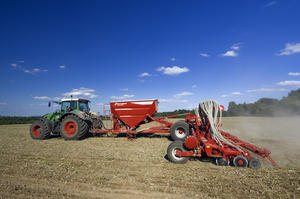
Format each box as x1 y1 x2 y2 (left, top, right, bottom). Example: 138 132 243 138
222 117 300 168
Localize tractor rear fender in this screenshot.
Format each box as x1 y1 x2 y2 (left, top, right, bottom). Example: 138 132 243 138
59 111 90 121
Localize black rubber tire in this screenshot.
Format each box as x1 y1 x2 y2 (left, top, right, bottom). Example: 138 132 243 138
29 118 51 140
170 120 190 141
60 115 89 140
216 158 229 166
233 156 248 168
249 158 261 169
167 140 189 164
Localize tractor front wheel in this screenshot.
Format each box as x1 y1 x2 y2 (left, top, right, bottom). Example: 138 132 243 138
60 115 89 140
167 141 189 164
29 119 51 140
170 120 190 141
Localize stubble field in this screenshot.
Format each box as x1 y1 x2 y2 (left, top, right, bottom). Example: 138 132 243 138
0 117 299 198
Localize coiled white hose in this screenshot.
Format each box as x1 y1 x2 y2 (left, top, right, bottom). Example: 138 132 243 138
198 100 243 153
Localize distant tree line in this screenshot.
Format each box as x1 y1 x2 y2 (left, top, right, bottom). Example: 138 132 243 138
154 109 195 118
0 116 40 125
223 88 300 117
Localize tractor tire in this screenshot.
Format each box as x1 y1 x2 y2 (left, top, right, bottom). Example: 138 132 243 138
60 115 89 140
167 140 189 164
249 158 261 169
233 156 248 168
29 118 51 140
170 120 190 141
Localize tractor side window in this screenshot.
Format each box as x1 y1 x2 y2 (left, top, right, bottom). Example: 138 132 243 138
61 102 70 112
79 102 89 112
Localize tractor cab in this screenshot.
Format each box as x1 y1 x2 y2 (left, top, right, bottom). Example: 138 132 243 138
60 98 90 112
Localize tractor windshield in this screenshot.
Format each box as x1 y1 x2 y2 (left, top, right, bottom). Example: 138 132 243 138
79 101 89 112
61 101 77 112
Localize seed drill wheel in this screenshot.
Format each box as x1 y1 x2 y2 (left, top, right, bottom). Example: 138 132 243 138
167 141 189 164
29 118 51 140
60 115 89 140
216 158 229 166
249 158 261 169
170 120 190 141
233 156 248 168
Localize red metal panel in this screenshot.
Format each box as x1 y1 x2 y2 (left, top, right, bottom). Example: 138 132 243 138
110 100 158 129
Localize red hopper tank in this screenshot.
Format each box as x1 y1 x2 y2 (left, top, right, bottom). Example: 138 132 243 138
110 99 158 129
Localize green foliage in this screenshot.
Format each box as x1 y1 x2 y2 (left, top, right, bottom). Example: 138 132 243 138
224 88 300 117
0 116 40 125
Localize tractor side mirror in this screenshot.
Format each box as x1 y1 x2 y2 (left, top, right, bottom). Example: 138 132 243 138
48 101 51 107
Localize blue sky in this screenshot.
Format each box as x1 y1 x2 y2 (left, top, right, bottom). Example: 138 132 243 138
0 0 300 116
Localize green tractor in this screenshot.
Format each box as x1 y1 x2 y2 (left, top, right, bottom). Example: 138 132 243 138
30 98 103 140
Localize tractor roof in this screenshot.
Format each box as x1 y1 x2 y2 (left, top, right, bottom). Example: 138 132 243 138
61 98 90 102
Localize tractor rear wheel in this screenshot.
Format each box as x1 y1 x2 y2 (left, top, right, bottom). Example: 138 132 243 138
249 158 261 169
29 119 51 140
167 141 189 164
233 156 248 168
60 115 89 140
170 120 190 141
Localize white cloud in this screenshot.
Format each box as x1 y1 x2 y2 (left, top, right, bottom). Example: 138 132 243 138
17 60 24 63
247 88 287 92
288 72 300 76
221 94 229 98
221 43 242 57
159 99 188 103
0 102 7 105
121 88 129 91
33 96 61 101
174 91 193 98
33 96 52 100
111 94 135 100
139 72 151 77
192 84 197 88
10 61 47 74
221 50 238 57
33 68 40 72
221 91 242 97
277 81 300 86
22 67 48 74
231 91 242 95
200 53 209 57
277 43 300 56
63 87 98 98
59 65 66 69
170 57 176 61
52 97 62 101
157 66 189 75
265 1 277 7
231 43 242 50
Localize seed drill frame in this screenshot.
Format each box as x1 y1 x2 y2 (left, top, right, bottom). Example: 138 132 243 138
91 99 279 168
